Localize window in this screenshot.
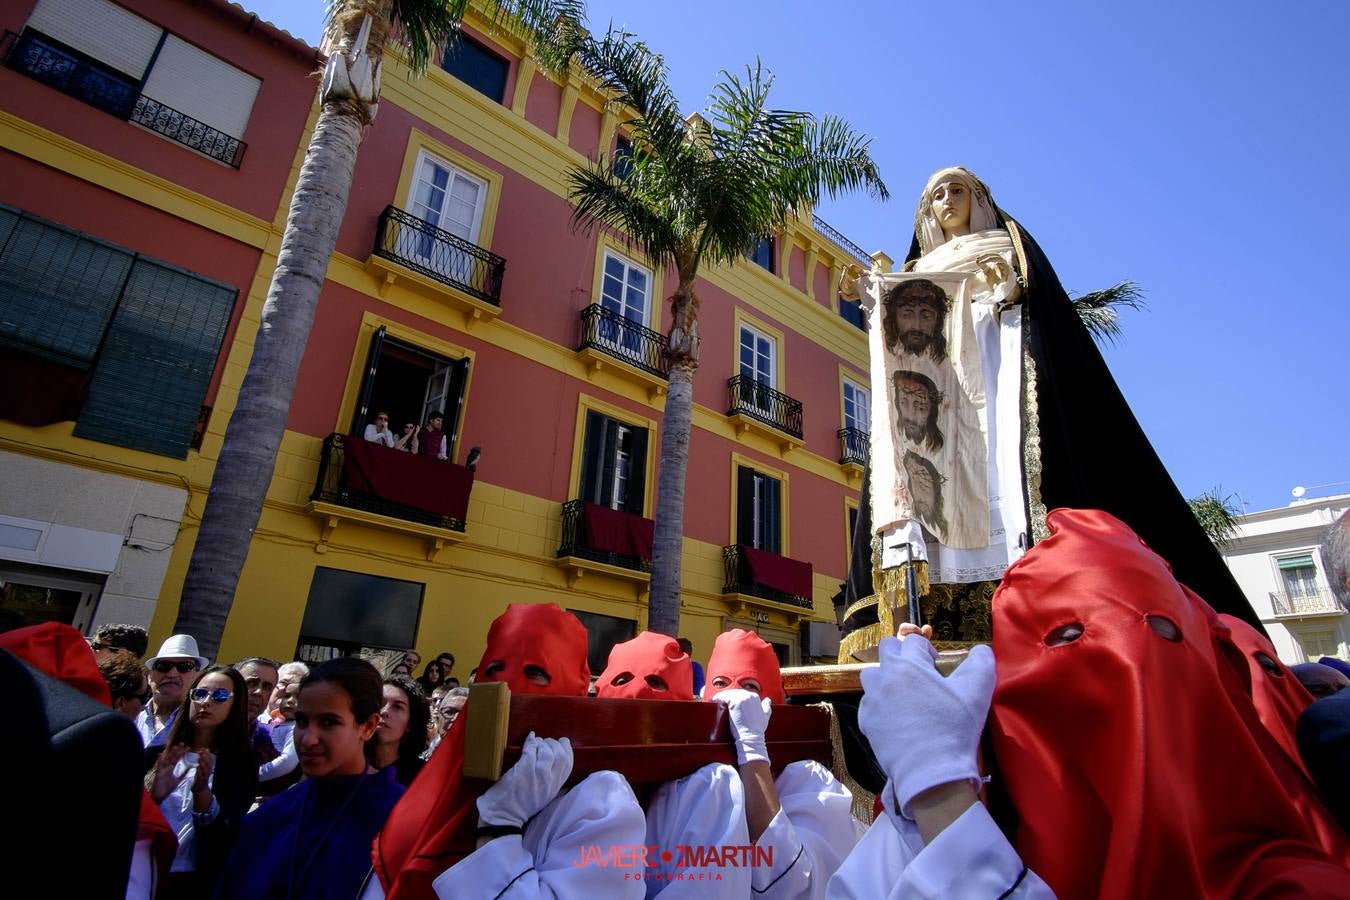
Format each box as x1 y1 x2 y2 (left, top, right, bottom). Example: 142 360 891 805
739 323 775 388
737 466 783 554
600 250 650 326
614 136 634 181
296 567 424 662
1278 555 1320 598
441 34 509 102
1298 629 1340 661
839 296 866 330
749 236 775 273
409 152 487 244
843 378 871 433
350 328 470 462
579 410 649 514
0 206 236 458
17 0 259 164
846 503 860 562
568 608 636 677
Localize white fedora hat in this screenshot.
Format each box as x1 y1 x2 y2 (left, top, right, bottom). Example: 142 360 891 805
145 633 209 669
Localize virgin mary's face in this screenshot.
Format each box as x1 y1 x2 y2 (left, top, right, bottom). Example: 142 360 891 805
930 180 972 235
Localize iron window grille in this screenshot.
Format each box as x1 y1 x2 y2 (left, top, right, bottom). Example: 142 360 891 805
373 206 505 305
727 374 803 440
721 544 814 609
311 432 468 532
578 303 669 378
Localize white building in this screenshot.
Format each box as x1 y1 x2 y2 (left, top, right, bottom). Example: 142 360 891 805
1222 493 1349 664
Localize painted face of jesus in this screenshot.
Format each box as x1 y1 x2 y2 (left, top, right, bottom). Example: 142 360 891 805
930 179 972 238
894 300 940 355
906 456 938 519
897 378 932 442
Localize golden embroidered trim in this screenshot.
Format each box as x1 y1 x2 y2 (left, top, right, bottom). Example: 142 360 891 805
812 700 876 825
1007 218 1048 544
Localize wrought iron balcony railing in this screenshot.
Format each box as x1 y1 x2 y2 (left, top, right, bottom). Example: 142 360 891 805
578 304 669 379
373 206 505 305
4 30 248 167
838 427 869 466
812 214 871 268
4 29 138 118
311 432 467 532
1270 590 1343 617
557 499 651 573
727 375 803 440
722 544 814 610
129 95 245 167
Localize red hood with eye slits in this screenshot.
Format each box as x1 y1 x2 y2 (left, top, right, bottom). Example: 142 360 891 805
475 602 591 697
704 628 785 705
596 631 693 700
990 509 1350 899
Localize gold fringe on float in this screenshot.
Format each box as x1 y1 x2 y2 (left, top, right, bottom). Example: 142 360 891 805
811 700 877 824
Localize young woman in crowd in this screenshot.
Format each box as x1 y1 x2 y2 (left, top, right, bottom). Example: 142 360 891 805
414 659 444 695
218 656 405 899
371 674 430 786
145 665 256 898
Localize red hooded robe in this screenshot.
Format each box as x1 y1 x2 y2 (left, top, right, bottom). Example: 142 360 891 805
596 631 694 701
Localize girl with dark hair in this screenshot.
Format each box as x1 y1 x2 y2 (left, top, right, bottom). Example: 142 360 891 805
217 656 405 899
372 675 429 786
145 665 256 897
414 659 444 695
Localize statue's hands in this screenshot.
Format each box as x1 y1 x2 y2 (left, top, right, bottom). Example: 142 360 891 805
976 254 1011 288
837 264 864 301
859 635 995 821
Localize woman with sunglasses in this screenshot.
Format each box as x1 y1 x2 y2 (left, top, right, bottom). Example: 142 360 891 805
145 665 257 898
218 656 405 899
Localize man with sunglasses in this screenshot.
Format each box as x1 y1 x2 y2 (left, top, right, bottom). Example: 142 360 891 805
89 623 149 664
98 652 152 719
136 633 207 748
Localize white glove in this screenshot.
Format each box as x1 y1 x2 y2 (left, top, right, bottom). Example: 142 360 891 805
859 635 996 820
476 732 573 827
715 688 772 766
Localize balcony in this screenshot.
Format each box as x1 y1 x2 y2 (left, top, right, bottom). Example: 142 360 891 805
577 304 669 398
838 427 868 483
722 544 815 616
308 433 472 561
556 499 653 598
1270 590 1344 618
128 95 245 167
727 375 803 453
812 214 872 268
3 30 246 167
368 206 505 328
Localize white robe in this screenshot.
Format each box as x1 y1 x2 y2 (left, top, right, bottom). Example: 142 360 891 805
826 804 1054 899
644 763 751 898
753 761 865 900
359 771 646 899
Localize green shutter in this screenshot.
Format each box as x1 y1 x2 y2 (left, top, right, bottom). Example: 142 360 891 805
0 207 133 366
74 258 236 458
1277 556 1315 570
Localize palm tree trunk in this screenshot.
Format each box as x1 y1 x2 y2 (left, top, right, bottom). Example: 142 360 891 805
647 280 699 637
173 105 365 659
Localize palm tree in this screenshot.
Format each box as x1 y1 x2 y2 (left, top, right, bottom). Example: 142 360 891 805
566 28 888 637
1070 281 1145 347
174 0 584 658
1189 489 1242 549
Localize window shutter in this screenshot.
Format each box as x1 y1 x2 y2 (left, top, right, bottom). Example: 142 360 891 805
579 410 604 504
598 419 620 508
765 476 783 555
0 209 133 366
74 258 236 457
26 0 162 78
443 357 470 461
139 35 260 139
623 427 648 515
736 467 755 546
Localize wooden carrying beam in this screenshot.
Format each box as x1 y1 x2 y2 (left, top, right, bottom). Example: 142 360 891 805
463 682 832 784
780 651 968 697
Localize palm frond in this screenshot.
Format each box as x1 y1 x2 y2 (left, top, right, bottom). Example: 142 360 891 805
325 0 586 76
1189 488 1242 549
572 26 688 160
567 159 683 268
1070 281 1145 347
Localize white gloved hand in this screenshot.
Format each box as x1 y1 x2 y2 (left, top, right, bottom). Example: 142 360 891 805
476 731 573 827
715 688 772 766
859 635 996 819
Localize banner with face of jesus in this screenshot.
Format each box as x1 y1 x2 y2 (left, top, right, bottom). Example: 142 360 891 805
870 270 990 550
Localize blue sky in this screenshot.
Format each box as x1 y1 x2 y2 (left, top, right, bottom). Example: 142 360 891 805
249 1 1350 513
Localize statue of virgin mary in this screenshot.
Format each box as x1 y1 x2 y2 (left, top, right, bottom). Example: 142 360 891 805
837 166 1255 657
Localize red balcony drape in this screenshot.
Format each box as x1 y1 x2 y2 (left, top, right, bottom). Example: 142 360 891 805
342 438 474 521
